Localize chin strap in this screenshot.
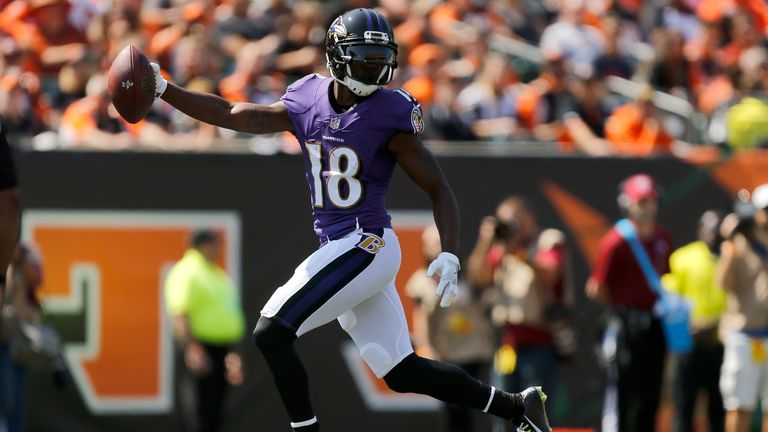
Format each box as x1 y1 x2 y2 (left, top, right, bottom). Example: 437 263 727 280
333 75 379 97
327 53 382 97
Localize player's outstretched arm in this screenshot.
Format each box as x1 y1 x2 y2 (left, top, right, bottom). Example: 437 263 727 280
390 132 461 307
388 132 459 254
156 69 293 135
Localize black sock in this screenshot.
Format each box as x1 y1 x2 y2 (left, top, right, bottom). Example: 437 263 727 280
488 389 524 422
253 317 315 424
382 353 524 421
292 418 320 431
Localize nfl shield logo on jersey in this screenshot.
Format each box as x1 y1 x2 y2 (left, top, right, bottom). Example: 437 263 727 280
330 117 341 130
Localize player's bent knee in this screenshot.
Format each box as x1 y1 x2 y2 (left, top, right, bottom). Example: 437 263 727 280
383 353 418 394
252 316 296 353
383 368 413 393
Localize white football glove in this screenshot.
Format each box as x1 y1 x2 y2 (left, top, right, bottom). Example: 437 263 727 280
150 63 168 99
426 252 461 308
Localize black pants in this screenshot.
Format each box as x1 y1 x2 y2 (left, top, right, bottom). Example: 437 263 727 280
178 344 229 432
607 311 667 432
674 332 724 432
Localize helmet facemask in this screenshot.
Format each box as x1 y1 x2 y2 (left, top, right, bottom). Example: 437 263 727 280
327 27 398 96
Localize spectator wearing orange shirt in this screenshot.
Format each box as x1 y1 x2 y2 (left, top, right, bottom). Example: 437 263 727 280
403 43 445 108
604 85 674 157
697 0 768 37
0 0 88 75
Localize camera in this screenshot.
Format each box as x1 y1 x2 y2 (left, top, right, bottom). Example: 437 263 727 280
733 189 756 235
493 219 518 240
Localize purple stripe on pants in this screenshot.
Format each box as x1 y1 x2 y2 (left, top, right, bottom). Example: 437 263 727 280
283 251 371 325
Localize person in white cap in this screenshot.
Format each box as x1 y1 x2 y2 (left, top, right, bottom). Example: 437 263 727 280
717 183 768 432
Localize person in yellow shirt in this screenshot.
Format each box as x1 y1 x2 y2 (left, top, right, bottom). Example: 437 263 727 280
165 229 245 432
662 210 727 432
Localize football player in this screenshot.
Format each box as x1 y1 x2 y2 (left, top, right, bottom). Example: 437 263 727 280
151 8 551 432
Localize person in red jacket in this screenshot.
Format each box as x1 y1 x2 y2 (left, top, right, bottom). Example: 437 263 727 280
586 174 673 432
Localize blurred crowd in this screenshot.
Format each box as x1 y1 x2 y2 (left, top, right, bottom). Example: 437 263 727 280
4 0 768 154
410 175 768 432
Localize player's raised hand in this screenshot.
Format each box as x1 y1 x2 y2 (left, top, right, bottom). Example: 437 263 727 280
426 252 460 308
150 63 168 99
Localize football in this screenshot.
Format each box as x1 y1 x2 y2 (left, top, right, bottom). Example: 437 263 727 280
107 45 155 124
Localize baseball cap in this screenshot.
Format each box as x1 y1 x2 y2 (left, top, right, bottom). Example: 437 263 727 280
752 183 768 210
622 174 659 202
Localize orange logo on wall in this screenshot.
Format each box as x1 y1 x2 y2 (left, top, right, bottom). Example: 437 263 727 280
22 211 240 415
541 181 611 266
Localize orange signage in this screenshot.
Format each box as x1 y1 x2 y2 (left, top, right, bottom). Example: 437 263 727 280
23 211 240 414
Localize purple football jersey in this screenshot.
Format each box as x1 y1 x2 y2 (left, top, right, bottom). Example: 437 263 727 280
281 74 424 239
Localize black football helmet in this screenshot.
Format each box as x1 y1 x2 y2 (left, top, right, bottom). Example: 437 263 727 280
326 8 398 96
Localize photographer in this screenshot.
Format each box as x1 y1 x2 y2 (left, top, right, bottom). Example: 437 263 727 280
0 244 69 432
467 196 570 432
406 225 494 432
717 185 768 432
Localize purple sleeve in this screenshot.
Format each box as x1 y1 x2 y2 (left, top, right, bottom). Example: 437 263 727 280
392 89 425 135
280 75 322 138
280 74 319 115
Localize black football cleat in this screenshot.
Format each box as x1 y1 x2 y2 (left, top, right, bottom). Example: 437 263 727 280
513 386 551 432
